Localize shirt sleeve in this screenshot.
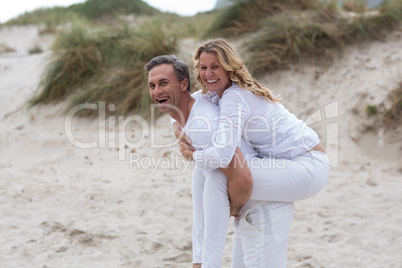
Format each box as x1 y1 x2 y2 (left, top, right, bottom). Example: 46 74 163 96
193 90 249 169
170 116 176 125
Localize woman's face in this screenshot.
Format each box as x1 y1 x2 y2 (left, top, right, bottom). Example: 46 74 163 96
199 52 232 97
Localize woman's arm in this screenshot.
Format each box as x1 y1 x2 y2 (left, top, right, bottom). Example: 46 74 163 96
191 90 248 169
173 121 191 144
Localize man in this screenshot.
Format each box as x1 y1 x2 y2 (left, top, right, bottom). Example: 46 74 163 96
145 55 253 267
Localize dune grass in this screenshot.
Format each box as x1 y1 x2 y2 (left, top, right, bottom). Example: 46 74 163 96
28 44 44 54
30 20 177 116
342 0 368 12
4 0 159 27
0 43 16 54
245 0 402 75
383 82 402 127
245 15 342 73
203 0 321 38
4 7 83 27
68 0 160 19
364 82 402 128
160 11 218 39
339 0 402 41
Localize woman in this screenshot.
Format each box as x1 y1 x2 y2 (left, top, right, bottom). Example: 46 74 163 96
177 38 329 267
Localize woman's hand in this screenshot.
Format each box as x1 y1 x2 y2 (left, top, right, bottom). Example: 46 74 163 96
173 121 195 161
173 121 191 144
178 140 195 161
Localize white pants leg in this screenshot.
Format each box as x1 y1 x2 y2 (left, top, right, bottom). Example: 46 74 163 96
202 169 231 267
248 151 329 201
231 220 246 268
232 201 295 268
192 167 205 264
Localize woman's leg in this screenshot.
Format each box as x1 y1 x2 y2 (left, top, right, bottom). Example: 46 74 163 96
221 148 253 217
192 167 206 265
202 169 231 268
247 151 329 202
232 152 327 265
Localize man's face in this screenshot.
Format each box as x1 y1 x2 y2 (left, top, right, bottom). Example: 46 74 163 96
148 64 186 114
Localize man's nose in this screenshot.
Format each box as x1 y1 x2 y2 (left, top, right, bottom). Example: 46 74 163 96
154 85 163 95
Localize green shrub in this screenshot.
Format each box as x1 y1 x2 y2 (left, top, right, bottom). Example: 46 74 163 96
28 44 44 54
30 20 177 116
366 105 378 116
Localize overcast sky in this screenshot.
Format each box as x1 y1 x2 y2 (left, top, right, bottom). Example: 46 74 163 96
0 0 217 23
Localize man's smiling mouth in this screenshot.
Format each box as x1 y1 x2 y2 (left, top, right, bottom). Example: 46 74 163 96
157 97 169 104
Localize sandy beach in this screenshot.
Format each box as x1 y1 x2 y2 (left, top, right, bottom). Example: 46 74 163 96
0 25 401 267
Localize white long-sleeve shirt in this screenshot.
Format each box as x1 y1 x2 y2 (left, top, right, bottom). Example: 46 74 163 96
193 83 320 169
182 97 256 169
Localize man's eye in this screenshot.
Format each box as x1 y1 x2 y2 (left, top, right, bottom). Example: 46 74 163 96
161 81 168 86
149 85 155 90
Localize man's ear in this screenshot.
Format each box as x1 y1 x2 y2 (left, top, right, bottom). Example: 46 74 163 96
180 78 189 92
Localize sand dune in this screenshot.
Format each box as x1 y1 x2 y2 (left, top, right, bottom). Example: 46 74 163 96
0 25 401 267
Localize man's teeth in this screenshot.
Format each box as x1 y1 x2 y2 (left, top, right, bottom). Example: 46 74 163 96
158 98 168 103
207 79 218 83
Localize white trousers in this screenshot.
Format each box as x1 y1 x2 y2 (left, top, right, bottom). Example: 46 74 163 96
231 201 294 268
192 151 329 267
192 167 230 266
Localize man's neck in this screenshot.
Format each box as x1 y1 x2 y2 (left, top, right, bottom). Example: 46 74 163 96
170 95 195 126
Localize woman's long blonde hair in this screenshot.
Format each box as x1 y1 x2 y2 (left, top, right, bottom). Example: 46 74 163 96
194 38 281 103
